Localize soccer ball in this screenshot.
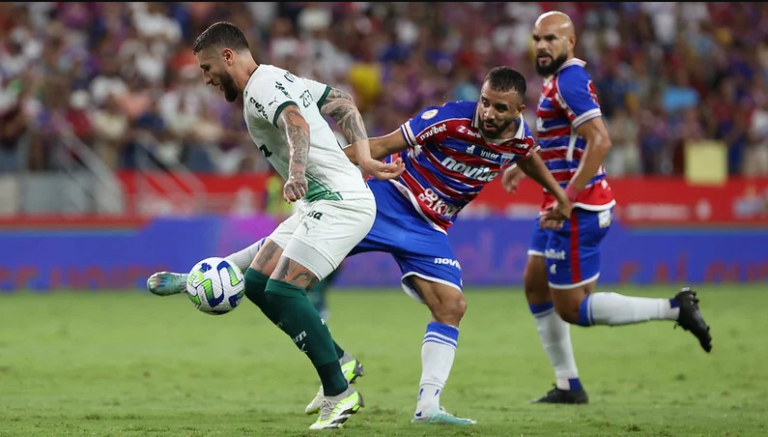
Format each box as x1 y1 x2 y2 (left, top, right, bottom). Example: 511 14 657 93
186 257 245 315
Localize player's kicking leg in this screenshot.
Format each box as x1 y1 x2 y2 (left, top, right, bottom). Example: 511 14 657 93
149 239 338 320
524 217 587 404
148 238 366 413
549 209 711 340
147 238 269 296
546 209 712 350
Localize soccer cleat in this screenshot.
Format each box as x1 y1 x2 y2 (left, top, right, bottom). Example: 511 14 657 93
305 353 364 414
411 406 477 425
674 287 713 353
147 272 188 296
308 386 364 430
531 385 589 404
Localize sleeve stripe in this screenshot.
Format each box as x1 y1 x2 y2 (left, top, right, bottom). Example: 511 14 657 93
572 109 602 128
272 101 299 128
316 86 332 110
400 123 417 147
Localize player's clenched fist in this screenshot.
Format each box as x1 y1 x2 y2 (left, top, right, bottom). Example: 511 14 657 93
284 173 308 202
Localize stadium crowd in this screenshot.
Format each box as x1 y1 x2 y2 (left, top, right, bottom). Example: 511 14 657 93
1 2 767 177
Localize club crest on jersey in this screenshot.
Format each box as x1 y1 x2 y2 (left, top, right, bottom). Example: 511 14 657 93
421 109 439 120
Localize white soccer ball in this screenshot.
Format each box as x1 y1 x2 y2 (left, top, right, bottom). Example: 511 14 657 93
186 257 245 315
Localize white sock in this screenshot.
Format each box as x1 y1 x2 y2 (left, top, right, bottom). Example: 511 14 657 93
529 302 581 391
415 322 458 416
580 292 680 326
225 238 267 272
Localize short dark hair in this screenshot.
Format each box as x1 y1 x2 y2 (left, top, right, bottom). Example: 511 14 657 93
193 22 250 54
484 66 527 98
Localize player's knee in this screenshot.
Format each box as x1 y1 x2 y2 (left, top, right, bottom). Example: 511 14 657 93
453 293 468 318
523 274 549 302
523 257 549 303
552 290 587 325
428 290 466 324
244 268 270 308
553 300 580 324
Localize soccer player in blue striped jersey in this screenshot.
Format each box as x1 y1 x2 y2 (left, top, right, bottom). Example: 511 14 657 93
502 11 712 405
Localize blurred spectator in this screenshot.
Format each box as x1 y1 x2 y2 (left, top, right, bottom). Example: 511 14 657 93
1 2 767 177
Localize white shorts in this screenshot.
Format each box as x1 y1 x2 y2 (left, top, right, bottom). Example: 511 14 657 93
268 195 376 281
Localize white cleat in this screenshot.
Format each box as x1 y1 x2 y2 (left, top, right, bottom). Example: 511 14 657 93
308 386 364 430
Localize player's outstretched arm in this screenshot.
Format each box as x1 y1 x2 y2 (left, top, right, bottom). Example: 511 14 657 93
345 129 409 163
567 117 612 198
277 104 310 202
321 87 403 180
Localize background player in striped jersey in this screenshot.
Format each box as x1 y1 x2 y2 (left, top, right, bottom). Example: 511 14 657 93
502 11 713 405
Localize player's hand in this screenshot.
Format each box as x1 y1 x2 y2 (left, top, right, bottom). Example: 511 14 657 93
359 157 405 181
501 167 524 194
283 173 308 203
539 201 572 230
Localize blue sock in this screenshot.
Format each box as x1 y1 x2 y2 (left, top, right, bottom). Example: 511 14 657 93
577 295 594 327
529 301 555 318
566 377 583 391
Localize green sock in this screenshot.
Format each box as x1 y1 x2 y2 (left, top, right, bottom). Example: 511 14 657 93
243 268 281 325
247 268 345 360
265 279 348 396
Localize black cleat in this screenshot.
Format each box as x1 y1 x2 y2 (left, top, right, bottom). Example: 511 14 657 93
531 386 589 404
674 287 712 353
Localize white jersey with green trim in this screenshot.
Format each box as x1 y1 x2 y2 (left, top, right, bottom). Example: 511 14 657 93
242 64 369 201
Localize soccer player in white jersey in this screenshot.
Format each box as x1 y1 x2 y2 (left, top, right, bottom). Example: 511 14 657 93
189 21 403 430
147 74 393 417
502 11 712 404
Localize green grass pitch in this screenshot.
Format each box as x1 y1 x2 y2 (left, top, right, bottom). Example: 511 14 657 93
1 285 766 436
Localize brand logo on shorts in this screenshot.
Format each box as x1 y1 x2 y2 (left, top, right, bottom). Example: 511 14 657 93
545 249 566 260
434 258 461 269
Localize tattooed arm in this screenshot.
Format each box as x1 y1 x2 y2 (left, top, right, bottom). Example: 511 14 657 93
320 87 369 148
320 87 404 180
276 104 310 202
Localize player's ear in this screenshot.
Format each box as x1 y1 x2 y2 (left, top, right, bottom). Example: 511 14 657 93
222 48 235 66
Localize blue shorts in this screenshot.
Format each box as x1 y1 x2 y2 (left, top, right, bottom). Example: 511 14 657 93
528 208 613 289
349 180 462 303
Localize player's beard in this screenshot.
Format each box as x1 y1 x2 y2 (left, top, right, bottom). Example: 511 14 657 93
535 52 568 77
480 117 513 139
220 72 239 102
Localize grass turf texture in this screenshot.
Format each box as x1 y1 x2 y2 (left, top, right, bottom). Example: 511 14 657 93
1 285 765 436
